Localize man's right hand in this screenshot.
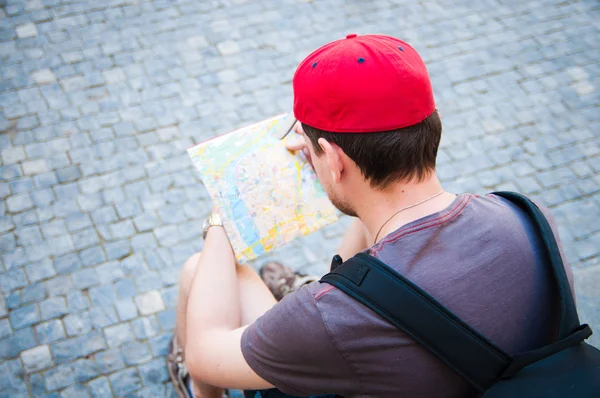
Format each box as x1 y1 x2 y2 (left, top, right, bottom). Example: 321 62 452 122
286 122 314 170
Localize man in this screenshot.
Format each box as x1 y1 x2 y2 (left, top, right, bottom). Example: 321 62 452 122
170 34 573 397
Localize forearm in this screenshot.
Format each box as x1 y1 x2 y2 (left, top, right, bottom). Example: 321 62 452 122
186 226 240 339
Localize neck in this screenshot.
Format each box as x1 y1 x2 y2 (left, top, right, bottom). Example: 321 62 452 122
355 175 455 244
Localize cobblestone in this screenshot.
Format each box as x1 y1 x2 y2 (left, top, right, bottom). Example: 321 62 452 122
1 0 599 395
36 319 66 345
21 344 53 373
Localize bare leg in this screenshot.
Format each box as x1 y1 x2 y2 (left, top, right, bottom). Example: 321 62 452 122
336 218 370 261
175 252 277 397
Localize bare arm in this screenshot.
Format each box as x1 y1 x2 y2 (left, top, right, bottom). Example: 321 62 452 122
185 225 273 389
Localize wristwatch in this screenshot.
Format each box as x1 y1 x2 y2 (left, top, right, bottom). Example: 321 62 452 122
202 212 223 239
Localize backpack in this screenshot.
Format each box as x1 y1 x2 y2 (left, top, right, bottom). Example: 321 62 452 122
321 192 600 397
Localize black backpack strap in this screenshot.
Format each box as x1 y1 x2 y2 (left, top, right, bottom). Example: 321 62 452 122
321 252 510 392
320 192 589 391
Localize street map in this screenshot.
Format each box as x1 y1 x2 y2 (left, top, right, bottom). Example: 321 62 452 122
188 113 338 263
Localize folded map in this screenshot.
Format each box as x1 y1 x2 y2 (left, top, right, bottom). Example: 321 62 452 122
188 113 338 264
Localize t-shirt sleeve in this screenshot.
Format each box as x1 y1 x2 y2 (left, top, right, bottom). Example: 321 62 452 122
241 283 359 396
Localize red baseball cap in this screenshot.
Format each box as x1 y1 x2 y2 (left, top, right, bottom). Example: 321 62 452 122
293 34 435 133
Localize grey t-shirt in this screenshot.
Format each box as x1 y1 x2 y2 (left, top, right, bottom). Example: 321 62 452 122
241 194 574 397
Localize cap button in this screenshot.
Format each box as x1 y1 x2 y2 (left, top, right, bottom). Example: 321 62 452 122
346 33 358 39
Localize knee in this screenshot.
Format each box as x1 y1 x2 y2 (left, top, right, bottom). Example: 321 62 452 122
180 252 202 283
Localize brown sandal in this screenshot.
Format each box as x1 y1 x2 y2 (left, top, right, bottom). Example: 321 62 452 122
260 261 319 301
168 335 192 398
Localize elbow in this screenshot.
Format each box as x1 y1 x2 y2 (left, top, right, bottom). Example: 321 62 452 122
185 339 208 383
185 333 219 384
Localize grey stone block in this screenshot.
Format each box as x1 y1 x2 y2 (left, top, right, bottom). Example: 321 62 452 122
115 297 138 321
109 368 142 396
138 358 169 385
6 291 20 310
89 306 119 329
0 327 37 359
134 271 162 293
1 146 26 164
110 220 136 240
0 232 16 252
73 358 99 383
67 291 90 311
13 209 38 228
60 383 91 398
157 204 187 224
134 290 165 316
54 183 79 201
130 316 159 340
115 201 143 219
21 282 46 304
148 333 171 357
72 227 100 250
21 344 53 373
95 348 126 374
157 308 176 331
22 159 49 175
15 224 42 245
80 246 107 267
47 235 75 257
77 193 104 212
10 303 40 329
133 212 160 232
89 284 117 308
66 212 93 232
25 258 56 283
103 240 130 261
44 364 75 391
53 253 82 275
135 384 167 398
0 164 23 180
104 323 134 348
131 232 158 251
72 268 99 289
0 318 11 339
161 286 179 309
36 319 66 344
6 193 33 212
121 341 152 366
51 330 106 364
41 219 66 238
91 206 118 225
115 278 137 299
88 376 112 398
29 371 47 396
94 261 124 285
46 275 74 297
154 224 181 247
63 311 92 336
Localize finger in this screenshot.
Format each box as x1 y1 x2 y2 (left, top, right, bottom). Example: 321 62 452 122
285 139 306 152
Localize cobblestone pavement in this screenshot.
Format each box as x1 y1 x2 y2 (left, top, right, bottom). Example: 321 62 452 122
0 0 599 396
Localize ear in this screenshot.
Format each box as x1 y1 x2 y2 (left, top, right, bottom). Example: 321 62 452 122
317 138 344 183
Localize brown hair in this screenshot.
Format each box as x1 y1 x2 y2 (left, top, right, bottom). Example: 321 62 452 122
302 110 442 189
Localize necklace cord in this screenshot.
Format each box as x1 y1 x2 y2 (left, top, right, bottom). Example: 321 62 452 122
373 190 446 244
